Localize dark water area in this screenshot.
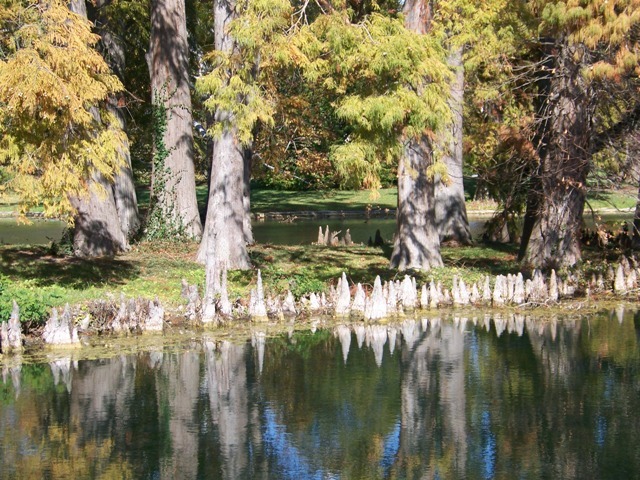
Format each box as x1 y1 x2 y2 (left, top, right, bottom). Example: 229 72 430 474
2 309 640 479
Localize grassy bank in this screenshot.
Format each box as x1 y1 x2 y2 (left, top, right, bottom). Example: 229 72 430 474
1 184 637 326
0 237 627 325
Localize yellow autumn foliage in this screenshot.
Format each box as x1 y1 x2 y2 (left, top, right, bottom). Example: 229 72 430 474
0 0 125 222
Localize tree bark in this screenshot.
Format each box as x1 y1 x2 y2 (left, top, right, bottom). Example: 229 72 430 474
93 0 140 239
148 0 202 239
435 48 472 245
197 0 252 269
390 137 444 270
69 0 128 258
390 0 442 271
71 172 129 258
243 144 254 245
197 120 252 269
519 40 591 269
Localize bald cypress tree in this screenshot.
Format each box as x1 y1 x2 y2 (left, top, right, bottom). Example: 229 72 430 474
519 0 640 269
0 0 127 256
286 5 451 272
67 0 143 256
389 0 444 271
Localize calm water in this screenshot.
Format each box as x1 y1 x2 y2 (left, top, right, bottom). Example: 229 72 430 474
1 309 640 479
2 212 629 246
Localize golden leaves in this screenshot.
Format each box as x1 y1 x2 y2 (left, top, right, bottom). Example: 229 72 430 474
0 0 125 221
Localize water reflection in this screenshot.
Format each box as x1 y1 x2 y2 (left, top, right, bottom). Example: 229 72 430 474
1 310 640 479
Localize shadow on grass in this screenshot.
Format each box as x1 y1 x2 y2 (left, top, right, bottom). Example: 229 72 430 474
249 241 521 293
250 244 391 288
0 246 141 290
442 242 520 277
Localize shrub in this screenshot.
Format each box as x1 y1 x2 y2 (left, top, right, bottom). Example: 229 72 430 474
0 276 64 324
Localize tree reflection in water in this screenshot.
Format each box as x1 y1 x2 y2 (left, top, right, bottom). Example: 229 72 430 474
1 309 639 479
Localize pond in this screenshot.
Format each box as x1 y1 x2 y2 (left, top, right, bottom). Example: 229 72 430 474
0 212 632 246
1 308 639 479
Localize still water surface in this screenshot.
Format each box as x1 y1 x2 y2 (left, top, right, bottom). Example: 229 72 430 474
1 309 639 479
1 212 631 246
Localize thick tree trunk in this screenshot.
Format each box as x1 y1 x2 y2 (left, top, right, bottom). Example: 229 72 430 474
197 0 252 269
96 2 139 238
110 118 140 238
148 0 202 239
390 0 442 271
71 173 128 258
519 40 591 269
69 0 128 258
390 137 444 270
198 125 252 268
92 0 140 239
435 48 472 245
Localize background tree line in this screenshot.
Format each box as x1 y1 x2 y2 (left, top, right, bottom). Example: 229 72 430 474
0 0 639 282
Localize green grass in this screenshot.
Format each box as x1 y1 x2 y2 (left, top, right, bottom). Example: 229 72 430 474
586 189 637 211
4 183 636 216
250 188 398 212
136 185 397 213
135 185 210 210
0 240 522 324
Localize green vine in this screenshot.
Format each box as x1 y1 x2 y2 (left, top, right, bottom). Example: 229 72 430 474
143 87 190 240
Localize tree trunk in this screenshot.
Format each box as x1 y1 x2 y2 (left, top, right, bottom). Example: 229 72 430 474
435 48 472 245
148 0 202 239
390 0 442 271
519 40 591 269
197 0 252 269
93 0 140 239
69 0 128 258
71 172 128 258
197 122 252 269
390 136 443 270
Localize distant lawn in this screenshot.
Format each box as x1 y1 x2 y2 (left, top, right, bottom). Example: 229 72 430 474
3 183 637 216
586 189 637 211
135 185 397 213
135 185 210 210
251 188 398 212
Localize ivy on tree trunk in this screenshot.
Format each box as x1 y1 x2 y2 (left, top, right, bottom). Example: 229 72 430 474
147 0 202 240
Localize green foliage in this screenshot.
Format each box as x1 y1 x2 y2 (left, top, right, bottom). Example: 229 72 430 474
534 0 640 80
196 0 292 145
295 12 452 189
0 275 64 324
197 4 451 192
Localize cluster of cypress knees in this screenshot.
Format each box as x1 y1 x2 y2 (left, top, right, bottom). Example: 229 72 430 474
1 256 638 354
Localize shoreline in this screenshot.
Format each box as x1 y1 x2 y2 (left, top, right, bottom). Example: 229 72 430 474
2 298 638 365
